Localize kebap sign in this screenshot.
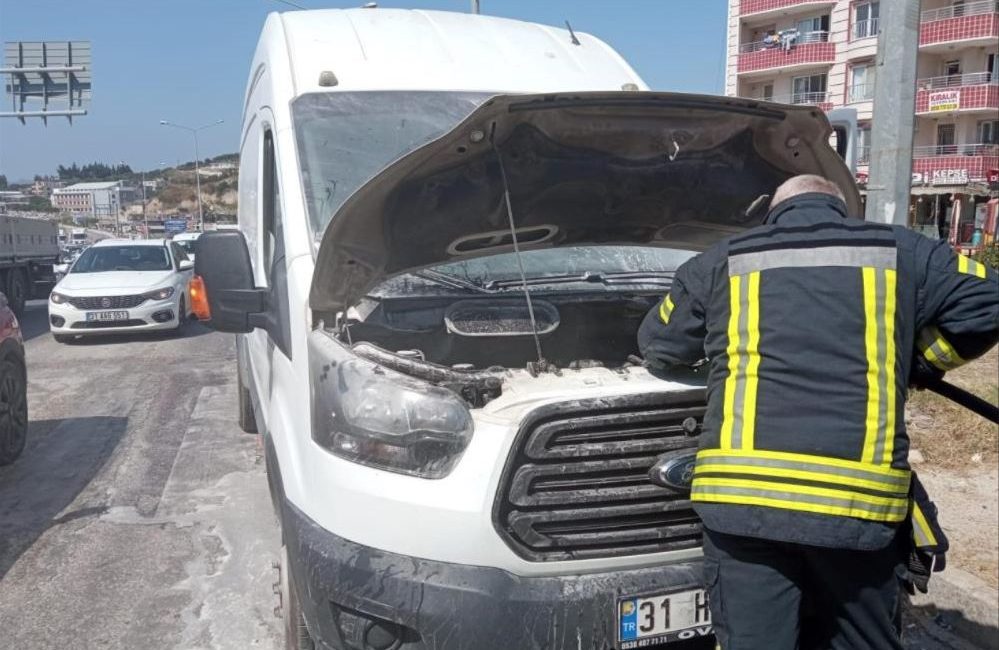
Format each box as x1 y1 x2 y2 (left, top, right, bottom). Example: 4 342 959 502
928 90 960 112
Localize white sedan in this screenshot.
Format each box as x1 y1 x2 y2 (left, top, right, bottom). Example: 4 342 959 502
48 239 195 343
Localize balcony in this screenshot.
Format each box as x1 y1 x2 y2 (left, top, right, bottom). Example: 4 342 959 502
915 73 999 114
737 31 835 75
920 0 999 51
912 143 999 184
745 91 833 110
739 0 836 21
851 18 880 41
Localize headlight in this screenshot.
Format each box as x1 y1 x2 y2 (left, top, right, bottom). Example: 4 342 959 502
50 291 69 304
312 357 473 479
145 287 175 301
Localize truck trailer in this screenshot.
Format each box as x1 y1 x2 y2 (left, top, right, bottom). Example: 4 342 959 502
0 215 60 316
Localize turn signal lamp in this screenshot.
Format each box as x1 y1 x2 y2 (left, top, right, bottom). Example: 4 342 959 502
189 276 211 321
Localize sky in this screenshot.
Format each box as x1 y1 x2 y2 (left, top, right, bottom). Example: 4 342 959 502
0 0 728 182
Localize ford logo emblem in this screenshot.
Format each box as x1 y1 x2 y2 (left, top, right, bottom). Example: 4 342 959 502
100 297 112 308
649 450 698 492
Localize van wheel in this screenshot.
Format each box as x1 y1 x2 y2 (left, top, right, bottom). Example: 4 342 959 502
280 545 315 650
0 359 28 466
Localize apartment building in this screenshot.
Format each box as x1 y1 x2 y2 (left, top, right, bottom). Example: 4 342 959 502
725 0 999 250
51 181 135 225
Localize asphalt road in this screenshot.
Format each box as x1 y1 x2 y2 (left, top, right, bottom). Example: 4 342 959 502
0 300 281 650
0 300 968 650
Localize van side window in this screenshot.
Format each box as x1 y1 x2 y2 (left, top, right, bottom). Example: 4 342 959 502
261 128 292 357
263 129 282 274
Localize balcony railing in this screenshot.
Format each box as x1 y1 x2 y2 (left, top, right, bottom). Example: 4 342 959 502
921 0 998 22
852 18 880 40
745 91 829 105
739 30 830 53
917 72 997 89
913 143 999 157
858 145 871 164
848 83 876 103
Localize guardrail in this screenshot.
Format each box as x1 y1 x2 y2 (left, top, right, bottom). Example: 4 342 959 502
848 83 876 103
852 18 880 40
739 30 829 53
912 143 999 156
745 92 829 105
917 72 997 89
921 0 998 22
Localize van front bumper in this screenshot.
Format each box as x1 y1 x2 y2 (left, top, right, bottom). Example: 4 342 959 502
283 501 713 650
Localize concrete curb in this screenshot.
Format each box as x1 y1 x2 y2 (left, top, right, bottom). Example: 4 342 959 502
909 566 999 649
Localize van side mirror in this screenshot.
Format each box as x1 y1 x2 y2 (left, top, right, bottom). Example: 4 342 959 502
194 231 268 333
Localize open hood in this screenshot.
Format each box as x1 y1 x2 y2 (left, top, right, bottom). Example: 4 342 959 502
311 92 861 313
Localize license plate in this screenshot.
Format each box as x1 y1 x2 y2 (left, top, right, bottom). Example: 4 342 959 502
618 589 713 648
86 310 129 322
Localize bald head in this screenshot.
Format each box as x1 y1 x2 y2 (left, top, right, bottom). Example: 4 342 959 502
770 175 845 210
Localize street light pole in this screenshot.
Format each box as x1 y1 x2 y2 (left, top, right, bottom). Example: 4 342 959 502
159 119 224 232
141 170 148 239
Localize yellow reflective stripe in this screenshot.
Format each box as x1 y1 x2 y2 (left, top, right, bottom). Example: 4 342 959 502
697 448 912 479
958 254 988 279
912 503 938 547
918 326 966 371
882 269 898 465
690 491 908 522
862 267 881 464
658 295 674 324
720 275 742 450
694 463 906 494
742 271 762 450
693 477 909 508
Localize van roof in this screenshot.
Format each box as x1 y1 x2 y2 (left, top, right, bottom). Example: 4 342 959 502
274 8 648 96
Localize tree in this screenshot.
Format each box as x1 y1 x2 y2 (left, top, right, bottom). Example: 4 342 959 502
0 174 7 190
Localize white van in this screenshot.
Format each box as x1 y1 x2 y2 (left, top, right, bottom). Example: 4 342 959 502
194 8 859 650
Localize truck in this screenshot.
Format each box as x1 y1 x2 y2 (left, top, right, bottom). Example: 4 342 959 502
192 8 860 650
0 214 60 316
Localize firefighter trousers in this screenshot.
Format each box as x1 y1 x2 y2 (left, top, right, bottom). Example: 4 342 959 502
703 528 906 650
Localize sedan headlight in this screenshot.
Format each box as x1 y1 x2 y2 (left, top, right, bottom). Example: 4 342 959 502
50 291 70 304
312 357 474 479
145 287 175 301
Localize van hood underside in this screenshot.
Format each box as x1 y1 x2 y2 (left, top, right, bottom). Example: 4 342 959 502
310 92 860 313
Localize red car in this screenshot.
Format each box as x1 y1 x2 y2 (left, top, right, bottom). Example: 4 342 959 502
0 292 27 465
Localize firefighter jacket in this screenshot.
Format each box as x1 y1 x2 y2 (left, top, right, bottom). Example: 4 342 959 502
638 192 999 550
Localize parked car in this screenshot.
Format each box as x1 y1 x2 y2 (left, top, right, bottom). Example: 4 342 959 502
48 239 194 343
193 8 860 650
0 291 27 466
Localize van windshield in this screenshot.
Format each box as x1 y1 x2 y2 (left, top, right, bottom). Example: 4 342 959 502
293 91 490 234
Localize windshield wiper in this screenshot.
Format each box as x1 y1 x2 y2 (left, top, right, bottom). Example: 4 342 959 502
412 269 492 294
483 270 675 290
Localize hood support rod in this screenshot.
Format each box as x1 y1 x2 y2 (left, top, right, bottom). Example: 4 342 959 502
490 125 546 369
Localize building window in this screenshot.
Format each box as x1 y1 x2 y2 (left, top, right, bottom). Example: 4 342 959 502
796 15 830 41
979 120 999 144
762 83 774 101
853 2 880 40
858 125 872 163
791 74 828 104
850 64 876 102
936 123 957 155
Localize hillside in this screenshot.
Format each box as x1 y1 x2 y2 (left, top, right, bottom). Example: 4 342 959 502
139 154 238 218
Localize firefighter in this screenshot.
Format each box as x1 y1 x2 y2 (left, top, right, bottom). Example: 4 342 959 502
638 175 999 649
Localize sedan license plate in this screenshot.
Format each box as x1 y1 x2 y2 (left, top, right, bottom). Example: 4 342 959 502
619 589 712 648
86 310 129 322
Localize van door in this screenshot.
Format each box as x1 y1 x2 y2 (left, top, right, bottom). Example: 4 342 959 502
244 118 292 428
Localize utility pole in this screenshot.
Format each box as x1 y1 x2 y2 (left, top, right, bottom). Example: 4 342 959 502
159 119 224 232
471 0 480 14
141 170 148 239
865 0 920 225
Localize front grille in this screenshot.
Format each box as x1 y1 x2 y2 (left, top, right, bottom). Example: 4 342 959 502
494 392 706 561
71 319 147 329
68 294 147 310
